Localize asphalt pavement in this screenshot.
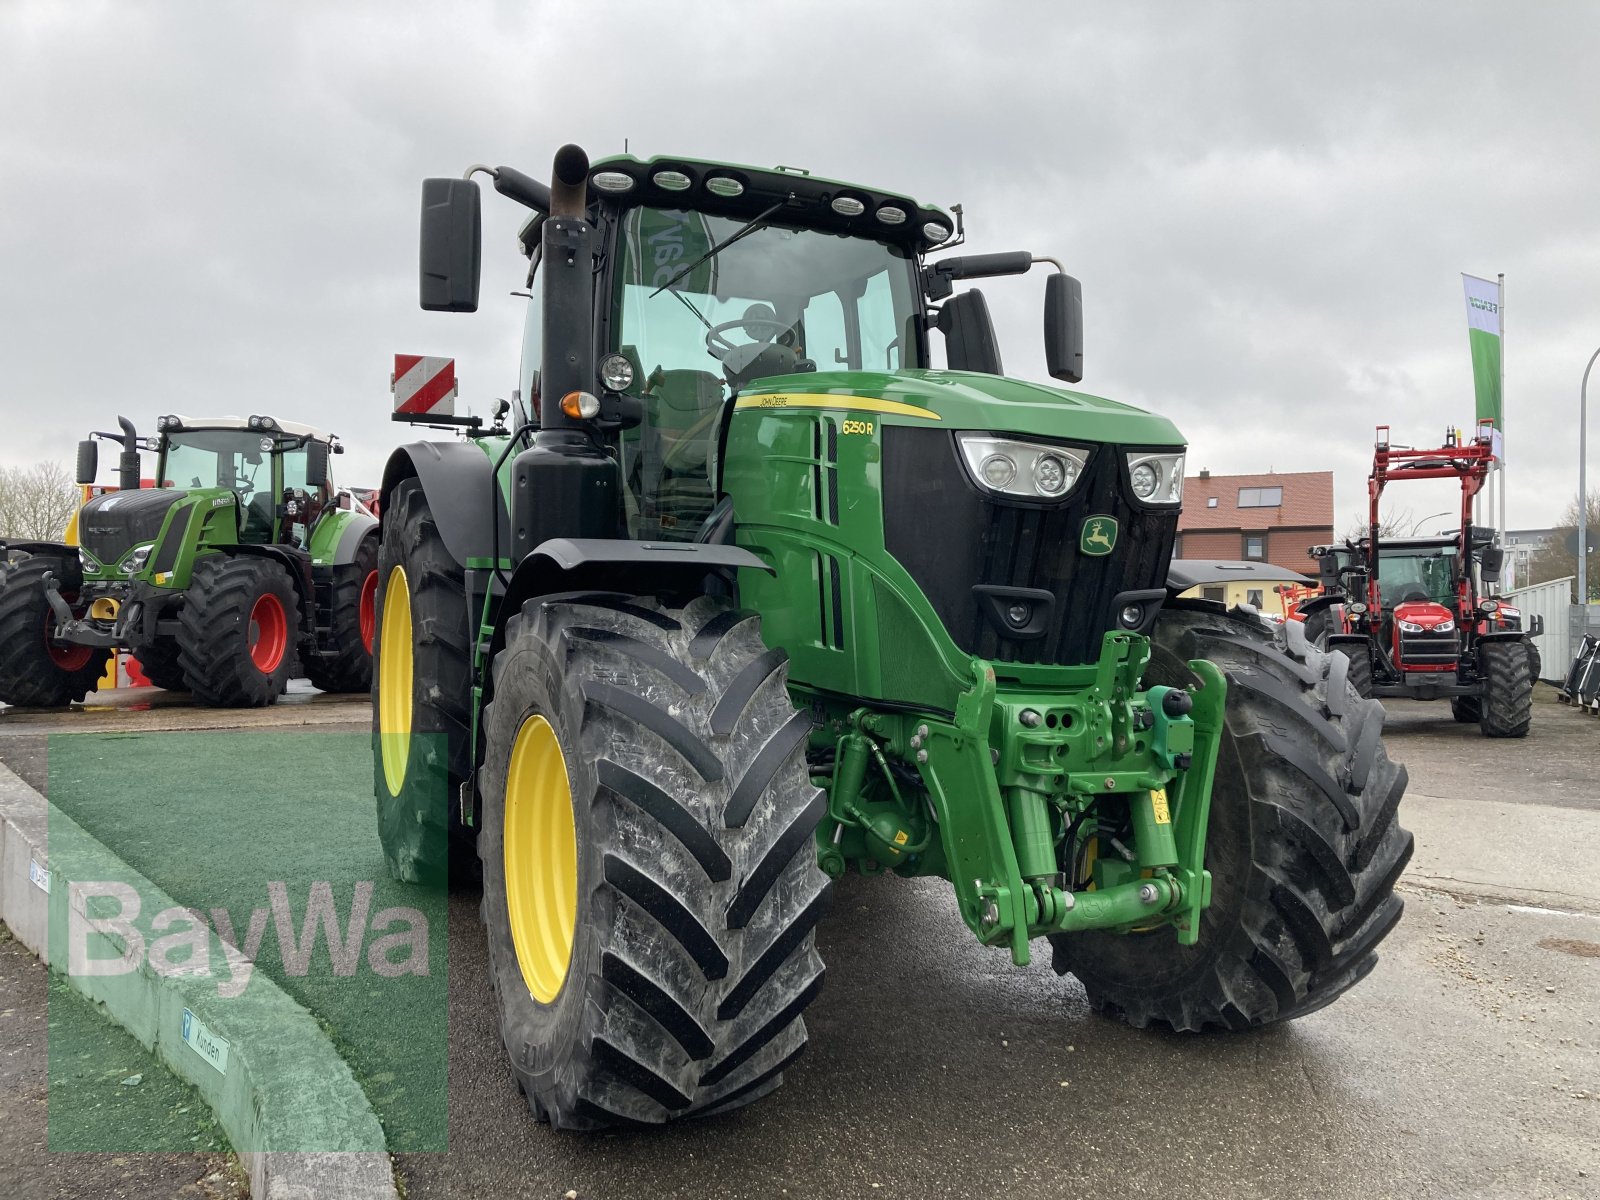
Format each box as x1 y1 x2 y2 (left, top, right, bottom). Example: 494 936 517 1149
3 686 1597 1199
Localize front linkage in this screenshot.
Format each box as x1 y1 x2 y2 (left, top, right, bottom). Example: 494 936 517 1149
813 630 1226 965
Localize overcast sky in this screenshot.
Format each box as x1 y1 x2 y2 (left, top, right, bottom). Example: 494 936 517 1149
3 1 1597 535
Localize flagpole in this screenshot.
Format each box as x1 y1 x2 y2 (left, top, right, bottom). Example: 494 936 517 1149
1498 272 1507 581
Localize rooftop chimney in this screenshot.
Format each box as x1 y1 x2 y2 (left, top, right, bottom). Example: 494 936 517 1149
1199 468 1210 479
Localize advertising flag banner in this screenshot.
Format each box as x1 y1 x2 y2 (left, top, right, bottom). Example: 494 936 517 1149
1462 274 1502 437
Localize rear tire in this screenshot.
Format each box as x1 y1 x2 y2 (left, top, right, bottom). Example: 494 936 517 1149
371 480 473 885
0 555 108 706
1051 605 1412 1032
177 556 299 707
306 536 379 693
1478 639 1533 738
479 593 829 1128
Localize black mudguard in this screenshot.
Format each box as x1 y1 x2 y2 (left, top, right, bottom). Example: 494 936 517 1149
381 441 509 566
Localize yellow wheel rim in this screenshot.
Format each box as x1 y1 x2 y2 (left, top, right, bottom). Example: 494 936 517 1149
378 565 413 796
504 714 578 1004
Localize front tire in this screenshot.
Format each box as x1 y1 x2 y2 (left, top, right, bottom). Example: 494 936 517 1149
1450 696 1481 723
0 555 108 706
479 593 829 1128
1332 640 1374 699
133 637 187 691
177 556 299 706
1478 639 1533 738
1051 604 1413 1031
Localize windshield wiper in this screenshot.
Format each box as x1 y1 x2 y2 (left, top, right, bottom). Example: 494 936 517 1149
650 195 792 298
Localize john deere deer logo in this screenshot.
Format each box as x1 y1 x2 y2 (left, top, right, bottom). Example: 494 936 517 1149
1081 516 1118 556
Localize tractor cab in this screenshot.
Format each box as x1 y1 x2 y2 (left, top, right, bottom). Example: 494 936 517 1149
153 415 338 548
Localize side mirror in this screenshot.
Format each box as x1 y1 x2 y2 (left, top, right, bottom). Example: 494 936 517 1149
937 290 1003 375
1479 546 1504 585
1044 273 1083 383
305 440 330 490
76 440 98 485
420 177 482 312
1318 552 1341 585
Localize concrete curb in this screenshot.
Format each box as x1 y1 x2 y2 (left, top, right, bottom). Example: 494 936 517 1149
0 758 398 1200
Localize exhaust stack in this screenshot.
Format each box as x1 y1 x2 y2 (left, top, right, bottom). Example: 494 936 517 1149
540 144 593 430
116 416 141 492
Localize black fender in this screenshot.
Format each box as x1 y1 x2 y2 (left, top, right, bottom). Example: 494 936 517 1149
0 539 73 562
486 537 773 663
381 441 510 567
1325 633 1372 655
1476 629 1529 646
1296 592 1346 616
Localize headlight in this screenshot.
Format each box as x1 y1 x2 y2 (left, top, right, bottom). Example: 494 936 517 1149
599 353 635 392
1124 452 1185 504
1397 620 1423 633
121 545 152 575
958 435 1088 501
1478 599 1498 613
1435 620 1455 634
1347 602 1368 615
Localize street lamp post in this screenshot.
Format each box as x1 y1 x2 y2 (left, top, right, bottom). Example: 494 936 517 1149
1579 345 1600 608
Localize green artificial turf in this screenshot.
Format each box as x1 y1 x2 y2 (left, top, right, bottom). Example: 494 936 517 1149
47 731 448 1151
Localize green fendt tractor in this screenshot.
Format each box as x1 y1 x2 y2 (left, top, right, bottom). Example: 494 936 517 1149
373 145 1413 1128
0 414 379 707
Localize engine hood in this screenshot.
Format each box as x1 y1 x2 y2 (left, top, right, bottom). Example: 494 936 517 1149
1392 599 1455 626
77 488 186 569
738 368 1187 449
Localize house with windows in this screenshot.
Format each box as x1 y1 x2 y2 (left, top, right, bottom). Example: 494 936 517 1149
1175 469 1333 612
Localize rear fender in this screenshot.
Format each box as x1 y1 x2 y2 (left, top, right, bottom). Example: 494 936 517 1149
309 507 379 567
0 539 73 563
380 441 508 567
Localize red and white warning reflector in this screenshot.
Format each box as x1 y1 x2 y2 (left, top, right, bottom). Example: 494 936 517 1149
392 354 457 419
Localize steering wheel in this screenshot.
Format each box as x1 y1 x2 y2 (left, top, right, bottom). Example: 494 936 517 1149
1400 588 1430 604
705 316 792 361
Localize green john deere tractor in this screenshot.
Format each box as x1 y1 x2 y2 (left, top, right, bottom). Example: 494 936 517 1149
372 145 1413 1128
0 414 379 707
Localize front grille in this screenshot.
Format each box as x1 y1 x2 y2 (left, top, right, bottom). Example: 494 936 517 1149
78 490 184 568
882 427 1177 666
1398 628 1459 667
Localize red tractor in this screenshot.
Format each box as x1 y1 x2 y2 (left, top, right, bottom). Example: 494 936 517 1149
1298 424 1534 737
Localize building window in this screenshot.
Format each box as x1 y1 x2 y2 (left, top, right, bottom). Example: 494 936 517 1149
1243 535 1265 559
1207 497 1219 508
1246 588 1264 607
1173 534 1183 558
1238 486 1282 508
1202 586 1225 602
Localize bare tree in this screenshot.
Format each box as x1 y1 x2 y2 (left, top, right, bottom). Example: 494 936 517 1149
1340 505 1414 543
1525 493 1600 598
0 461 78 541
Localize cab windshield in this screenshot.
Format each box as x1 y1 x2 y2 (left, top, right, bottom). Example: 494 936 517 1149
610 206 921 538
1377 546 1457 607
159 429 305 543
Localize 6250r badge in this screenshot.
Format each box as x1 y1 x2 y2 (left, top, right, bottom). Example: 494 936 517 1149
1080 515 1118 556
